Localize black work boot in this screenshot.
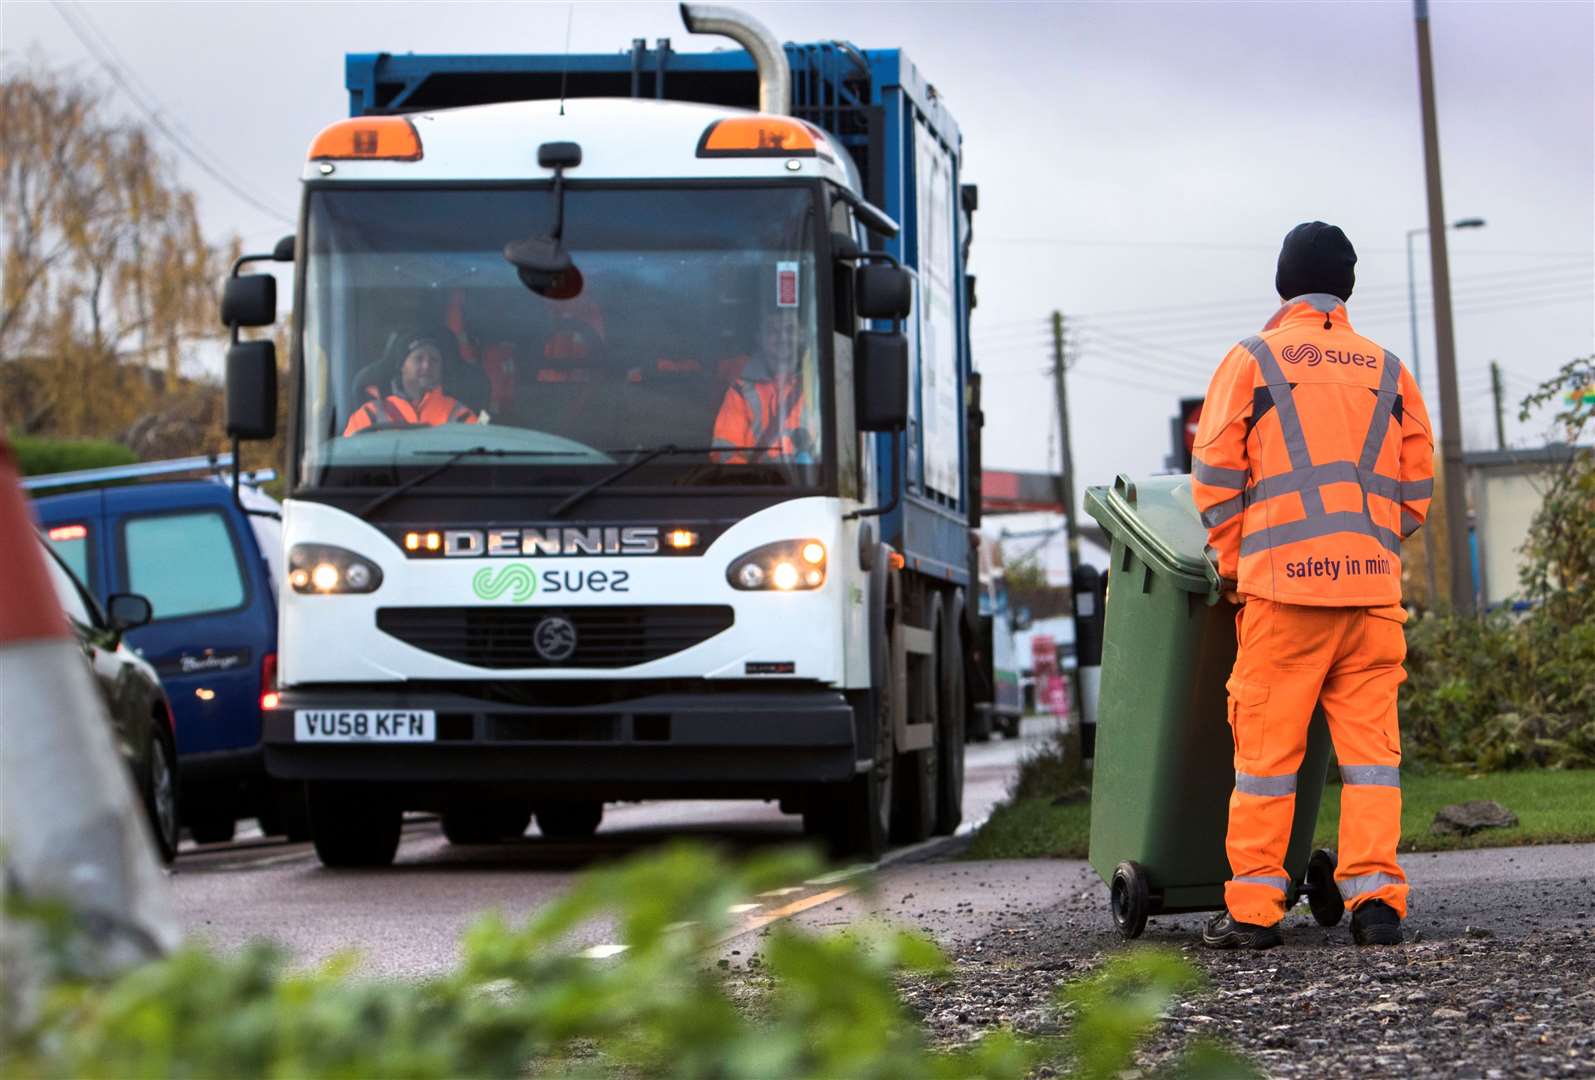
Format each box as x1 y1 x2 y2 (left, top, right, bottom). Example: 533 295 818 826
1351 900 1404 946
1202 911 1283 950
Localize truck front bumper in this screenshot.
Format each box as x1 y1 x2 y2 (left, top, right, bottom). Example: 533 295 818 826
262 685 862 799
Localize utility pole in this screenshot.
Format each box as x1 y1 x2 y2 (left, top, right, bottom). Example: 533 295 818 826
1490 362 1507 451
1050 310 1080 571
1414 0 1475 616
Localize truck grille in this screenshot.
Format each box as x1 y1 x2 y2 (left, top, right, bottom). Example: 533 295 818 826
375 606 734 669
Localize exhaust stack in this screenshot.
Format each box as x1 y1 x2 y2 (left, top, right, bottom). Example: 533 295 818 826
679 3 790 116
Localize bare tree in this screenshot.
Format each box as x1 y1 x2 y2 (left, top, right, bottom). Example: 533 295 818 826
1 61 237 440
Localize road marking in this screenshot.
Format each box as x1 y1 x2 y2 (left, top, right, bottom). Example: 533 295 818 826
581 944 629 959
757 886 805 898
727 903 761 914
719 885 855 943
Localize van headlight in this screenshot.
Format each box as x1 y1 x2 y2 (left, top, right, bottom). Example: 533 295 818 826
288 544 383 594
727 539 826 591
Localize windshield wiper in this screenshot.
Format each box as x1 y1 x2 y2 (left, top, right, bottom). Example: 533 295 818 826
356 447 567 518
549 444 775 518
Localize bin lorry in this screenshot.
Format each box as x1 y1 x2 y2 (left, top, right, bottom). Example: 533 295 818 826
223 4 984 867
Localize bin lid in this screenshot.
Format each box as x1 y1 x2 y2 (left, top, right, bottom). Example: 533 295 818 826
1084 474 1220 594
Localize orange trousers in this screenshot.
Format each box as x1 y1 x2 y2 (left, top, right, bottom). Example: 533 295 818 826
1224 598 1409 926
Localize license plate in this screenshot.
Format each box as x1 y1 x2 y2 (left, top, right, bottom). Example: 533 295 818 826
295 709 435 743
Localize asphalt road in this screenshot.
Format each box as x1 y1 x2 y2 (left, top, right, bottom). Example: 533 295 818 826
170 714 1062 976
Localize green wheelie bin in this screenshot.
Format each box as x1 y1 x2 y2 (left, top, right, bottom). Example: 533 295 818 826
1082 473 1344 939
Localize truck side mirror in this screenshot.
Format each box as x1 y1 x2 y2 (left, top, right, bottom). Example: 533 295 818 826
272 234 296 262
856 330 908 432
856 265 912 320
221 274 277 328
227 340 278 440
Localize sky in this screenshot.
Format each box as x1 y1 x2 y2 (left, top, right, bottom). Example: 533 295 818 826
5 0 1592 573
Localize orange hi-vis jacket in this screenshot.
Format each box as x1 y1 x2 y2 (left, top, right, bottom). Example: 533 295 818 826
343 386 477 437
712 374 808 463
1191 294 1435 606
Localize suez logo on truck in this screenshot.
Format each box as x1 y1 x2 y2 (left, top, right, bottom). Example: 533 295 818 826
470 563 630 600
394 526 669 599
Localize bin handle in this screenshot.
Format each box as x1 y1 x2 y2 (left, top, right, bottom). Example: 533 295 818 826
1113 472 1137 505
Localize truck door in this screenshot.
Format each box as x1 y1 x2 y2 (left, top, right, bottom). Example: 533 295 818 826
112 503 263 758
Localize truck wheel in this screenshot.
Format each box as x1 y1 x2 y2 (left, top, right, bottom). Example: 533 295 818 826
967 706 994 743
143 732 179 864
536 802 603 841
307 782 401 868
933 591 967 836
443 805 533 845
1307 848 1345 927
259 781 312 842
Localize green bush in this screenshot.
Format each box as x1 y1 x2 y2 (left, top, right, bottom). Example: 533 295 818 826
1402 612 1595 770
1 843 1245 1079
10 435 136 477
1400 357 1595 771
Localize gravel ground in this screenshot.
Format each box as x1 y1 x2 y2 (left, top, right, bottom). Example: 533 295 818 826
885 847 1595 1077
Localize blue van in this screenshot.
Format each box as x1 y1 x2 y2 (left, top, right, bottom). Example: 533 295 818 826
29 456 301 843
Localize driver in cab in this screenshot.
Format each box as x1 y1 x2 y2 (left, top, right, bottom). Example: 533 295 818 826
343 330 478 436
711 307 815 464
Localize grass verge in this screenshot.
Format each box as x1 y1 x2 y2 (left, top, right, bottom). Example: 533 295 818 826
968 761 1595 861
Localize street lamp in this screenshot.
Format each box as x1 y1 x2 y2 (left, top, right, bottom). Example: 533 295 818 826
1404 216 1485 609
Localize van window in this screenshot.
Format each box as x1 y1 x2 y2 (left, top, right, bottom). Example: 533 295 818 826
123 511 246 620
45 523 93 587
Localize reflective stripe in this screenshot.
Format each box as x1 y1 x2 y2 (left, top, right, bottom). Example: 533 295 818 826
1194 458 1248 489
1250 460 1361 502
1401 478 1434 502
1241 336 1323 517
1240 511 1402 558
1288 293 1345 316
1201 493 1245 528
1357 351 1404 473
1338 870 1405 901
1233 874 1290 893
1235 771 1297 797
1340 764 1401 788
1401 509 1423 538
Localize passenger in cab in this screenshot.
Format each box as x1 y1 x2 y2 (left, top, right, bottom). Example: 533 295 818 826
343 329 478 436
711 307 816 463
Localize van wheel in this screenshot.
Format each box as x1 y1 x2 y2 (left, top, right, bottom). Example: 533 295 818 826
934 590 967 836
536 802 604 841
308 782 401 868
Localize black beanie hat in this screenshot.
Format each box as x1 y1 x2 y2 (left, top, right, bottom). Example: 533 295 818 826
1275 221 1357 302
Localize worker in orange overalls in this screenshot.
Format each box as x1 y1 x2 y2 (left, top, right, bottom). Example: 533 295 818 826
343 330 477 436
711 306 818 464
1191 222 1435 950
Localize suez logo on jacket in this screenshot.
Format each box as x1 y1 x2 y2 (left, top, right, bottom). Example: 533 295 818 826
1279 344 1381 369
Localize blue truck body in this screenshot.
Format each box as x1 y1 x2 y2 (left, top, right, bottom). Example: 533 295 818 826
344 39 979 585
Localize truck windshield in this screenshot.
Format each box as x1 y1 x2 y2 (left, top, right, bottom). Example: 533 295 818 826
298 186 824 494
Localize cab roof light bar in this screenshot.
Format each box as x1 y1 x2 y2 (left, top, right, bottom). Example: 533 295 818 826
308 116 423 162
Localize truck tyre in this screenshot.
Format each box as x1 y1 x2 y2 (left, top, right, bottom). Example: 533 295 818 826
536 801 603 841
891 598 937 845
259 781 312 843
443 805 533 845
307 782 402 868
933 590 967 836
809 687 892 859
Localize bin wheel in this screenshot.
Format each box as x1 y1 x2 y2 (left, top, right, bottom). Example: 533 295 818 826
1307 848 1345 927
1110 861 1151 939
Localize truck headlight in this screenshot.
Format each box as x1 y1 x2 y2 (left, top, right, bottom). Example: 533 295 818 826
288 544 383 594
727 539 826 591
